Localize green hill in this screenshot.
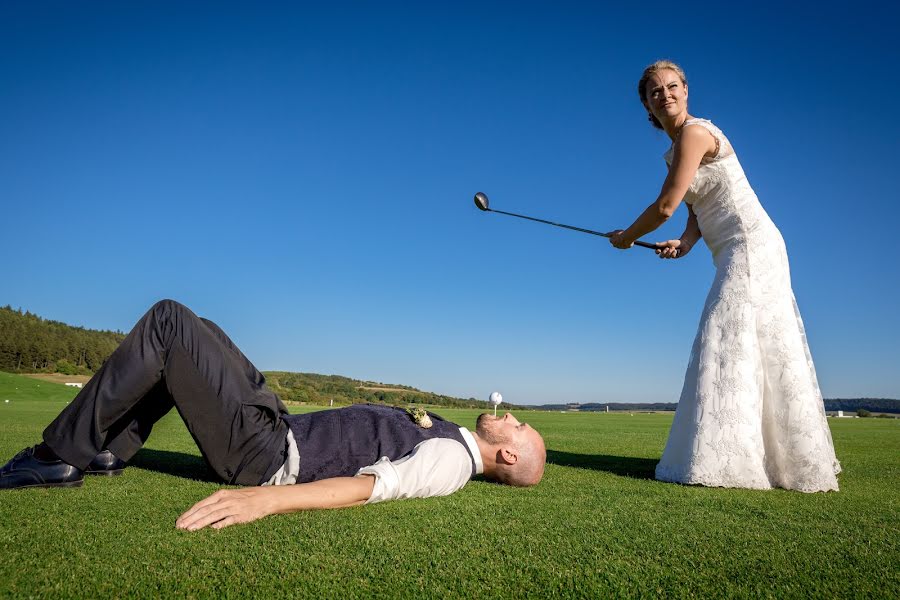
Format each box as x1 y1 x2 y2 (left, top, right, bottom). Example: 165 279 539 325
262 371 516 409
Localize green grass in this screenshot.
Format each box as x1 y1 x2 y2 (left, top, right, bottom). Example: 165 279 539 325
0 371 898 598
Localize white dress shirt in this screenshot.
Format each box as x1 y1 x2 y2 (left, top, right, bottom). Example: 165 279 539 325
265 428 484 503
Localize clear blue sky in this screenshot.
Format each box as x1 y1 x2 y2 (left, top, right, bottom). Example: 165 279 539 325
2 1 898 404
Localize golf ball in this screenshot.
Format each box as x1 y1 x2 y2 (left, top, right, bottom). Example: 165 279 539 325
489 392 502 406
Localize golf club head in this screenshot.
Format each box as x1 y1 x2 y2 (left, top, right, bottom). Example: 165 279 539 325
473 192 490 211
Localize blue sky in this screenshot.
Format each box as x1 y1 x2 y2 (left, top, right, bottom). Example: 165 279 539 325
2 1 898 404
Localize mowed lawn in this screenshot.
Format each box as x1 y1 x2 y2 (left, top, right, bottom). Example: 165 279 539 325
0 372 897 598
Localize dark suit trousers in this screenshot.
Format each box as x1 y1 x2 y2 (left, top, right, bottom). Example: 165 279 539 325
42 300 289 485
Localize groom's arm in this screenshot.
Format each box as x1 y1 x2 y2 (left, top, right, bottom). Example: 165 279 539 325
176 475 376 531
176 436 474 530
357 437 473 503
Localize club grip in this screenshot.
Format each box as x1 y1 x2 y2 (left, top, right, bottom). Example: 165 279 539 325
633 240 660 250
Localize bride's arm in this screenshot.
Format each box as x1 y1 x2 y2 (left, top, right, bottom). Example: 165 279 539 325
681 205 702 247
657 204 701 259
611 126 715 248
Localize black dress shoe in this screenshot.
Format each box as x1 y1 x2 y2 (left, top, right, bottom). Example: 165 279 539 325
85 450 126 476
0 446 84 490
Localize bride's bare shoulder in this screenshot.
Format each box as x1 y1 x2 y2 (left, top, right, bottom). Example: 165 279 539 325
675 123 718 158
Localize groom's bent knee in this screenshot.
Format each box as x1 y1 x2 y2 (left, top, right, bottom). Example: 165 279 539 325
151 298 188 316
149 299 202 329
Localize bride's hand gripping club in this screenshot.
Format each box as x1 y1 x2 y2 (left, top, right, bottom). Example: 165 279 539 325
654 238 693 259
610 231 692 258
609 230 634 249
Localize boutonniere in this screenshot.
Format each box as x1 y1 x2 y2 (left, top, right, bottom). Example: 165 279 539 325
407 407 433 429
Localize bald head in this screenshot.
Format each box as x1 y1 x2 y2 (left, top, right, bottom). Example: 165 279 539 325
475 413 546 487
496 428 546 487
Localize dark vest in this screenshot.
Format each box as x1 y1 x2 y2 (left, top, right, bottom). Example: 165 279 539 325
282 404 476 483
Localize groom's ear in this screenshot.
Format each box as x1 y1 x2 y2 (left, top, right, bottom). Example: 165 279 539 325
498 447 519 465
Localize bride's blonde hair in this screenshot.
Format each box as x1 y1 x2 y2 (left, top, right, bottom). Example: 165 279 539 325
638 60 688 130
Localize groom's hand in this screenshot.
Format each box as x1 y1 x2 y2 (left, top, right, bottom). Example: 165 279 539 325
176 487 276 531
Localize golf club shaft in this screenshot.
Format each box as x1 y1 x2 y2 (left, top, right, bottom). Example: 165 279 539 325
487 208 659 250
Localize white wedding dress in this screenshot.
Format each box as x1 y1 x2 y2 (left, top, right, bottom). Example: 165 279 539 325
655 119 840 492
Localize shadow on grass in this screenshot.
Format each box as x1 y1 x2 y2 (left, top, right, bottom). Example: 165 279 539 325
129 449 219 483
547 450 658 480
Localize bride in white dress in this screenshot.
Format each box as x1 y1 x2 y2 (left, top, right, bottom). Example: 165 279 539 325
609 61 840 492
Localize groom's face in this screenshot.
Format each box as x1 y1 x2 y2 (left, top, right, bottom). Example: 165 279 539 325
476 412 531 445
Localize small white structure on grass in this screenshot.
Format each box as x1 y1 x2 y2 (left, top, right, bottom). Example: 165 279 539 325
833 410 860 418
65 382 83 389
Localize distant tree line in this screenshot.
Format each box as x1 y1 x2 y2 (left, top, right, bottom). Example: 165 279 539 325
0 305 125 374
539 399 900 414
537 402 679 412
823 398 900 414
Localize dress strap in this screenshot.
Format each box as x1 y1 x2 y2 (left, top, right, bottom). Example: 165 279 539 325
683 118 725 159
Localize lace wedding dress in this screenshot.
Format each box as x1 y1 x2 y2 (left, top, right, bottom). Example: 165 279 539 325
655 119 840 492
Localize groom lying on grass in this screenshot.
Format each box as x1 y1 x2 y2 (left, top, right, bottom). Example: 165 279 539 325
0 300 546 530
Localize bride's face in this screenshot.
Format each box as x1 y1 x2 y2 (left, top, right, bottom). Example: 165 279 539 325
645 69 688 124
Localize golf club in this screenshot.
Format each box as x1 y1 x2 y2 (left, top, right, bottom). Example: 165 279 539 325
473 192 659 250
